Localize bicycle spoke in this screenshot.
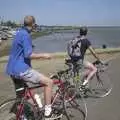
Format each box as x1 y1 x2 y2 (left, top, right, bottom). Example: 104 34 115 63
63 86 87 120
86 71 112 98
0 98 39 120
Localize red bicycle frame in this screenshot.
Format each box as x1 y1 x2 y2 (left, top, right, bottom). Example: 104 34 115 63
16 79 65 120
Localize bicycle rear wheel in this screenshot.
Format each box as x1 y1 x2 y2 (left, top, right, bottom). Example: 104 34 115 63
0 98 16 120
0 98 37 120
86 70 112 98
63 86 87 120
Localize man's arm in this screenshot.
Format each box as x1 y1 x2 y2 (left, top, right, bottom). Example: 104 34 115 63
88 46 100 61
30 53 52 59
22 34 53 60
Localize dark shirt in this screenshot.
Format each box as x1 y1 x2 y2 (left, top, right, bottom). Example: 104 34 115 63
79 38 91 60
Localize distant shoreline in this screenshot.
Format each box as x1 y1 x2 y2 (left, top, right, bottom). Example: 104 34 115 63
0 28 72 57
1 26 120 57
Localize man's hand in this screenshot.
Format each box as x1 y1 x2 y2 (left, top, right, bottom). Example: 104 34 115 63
43 53 52 59
30 53 53 59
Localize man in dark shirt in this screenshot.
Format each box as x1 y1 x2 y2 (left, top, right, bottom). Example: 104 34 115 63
67 26 101 85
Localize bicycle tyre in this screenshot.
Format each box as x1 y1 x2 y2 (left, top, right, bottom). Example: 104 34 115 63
0 98 37 120
63 85 87 120
85 70 112 98
51 83 70 120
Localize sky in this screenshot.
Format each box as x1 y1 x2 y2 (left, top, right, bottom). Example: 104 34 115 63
0 0 120 26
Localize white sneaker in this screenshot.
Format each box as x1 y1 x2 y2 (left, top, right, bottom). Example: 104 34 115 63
45 105 52 117
21 115 28 120
82 80 89 86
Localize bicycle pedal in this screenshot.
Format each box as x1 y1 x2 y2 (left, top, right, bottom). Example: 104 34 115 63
76 93 82 98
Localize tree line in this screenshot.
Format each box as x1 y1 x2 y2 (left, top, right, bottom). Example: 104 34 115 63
0 20 20 28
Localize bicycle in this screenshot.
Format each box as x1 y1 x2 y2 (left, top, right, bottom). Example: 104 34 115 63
54 69 87 120
64 58 112 98
0 71 87 120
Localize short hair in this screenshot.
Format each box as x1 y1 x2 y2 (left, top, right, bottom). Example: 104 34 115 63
31 16 35 24
80 26 88 36
24 16 35 27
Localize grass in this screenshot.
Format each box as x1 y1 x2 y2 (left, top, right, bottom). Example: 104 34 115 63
47 47 120 58
0 40 12 57
0 47 120 63
0 52 120 75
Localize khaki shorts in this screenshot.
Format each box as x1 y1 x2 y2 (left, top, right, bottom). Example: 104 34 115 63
11 69 41 98
20 69 41 84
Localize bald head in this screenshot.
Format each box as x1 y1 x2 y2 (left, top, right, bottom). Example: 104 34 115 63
24 16 35 27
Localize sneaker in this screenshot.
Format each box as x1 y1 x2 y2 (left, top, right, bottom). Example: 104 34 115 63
45 107 62 120
82 79 89 86
45 105 52 117
21 115 28 120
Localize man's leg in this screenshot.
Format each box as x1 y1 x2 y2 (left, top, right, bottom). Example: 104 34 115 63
83 61 97 85
39 74 53 104
38 73 53 116
20 69 53 117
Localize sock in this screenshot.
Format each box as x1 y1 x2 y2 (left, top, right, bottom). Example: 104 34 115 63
45 104 52 117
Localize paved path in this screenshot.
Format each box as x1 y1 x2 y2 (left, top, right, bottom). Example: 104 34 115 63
87 56 120 120
0 56 120 120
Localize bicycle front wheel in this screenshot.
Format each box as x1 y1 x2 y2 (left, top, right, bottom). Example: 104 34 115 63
86 70 112 98
63 85 87 120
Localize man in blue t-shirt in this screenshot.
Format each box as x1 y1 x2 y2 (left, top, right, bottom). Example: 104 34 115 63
6 16 53 118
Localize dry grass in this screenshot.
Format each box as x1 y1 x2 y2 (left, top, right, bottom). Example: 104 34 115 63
1 52 119 74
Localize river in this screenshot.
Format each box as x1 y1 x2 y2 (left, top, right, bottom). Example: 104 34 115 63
33 27 120 53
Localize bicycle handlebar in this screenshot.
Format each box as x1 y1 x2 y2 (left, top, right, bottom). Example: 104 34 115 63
93 60 109 66
93 60 110 73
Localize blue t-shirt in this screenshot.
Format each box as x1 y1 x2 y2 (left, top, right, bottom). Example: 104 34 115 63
6 27 32 77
